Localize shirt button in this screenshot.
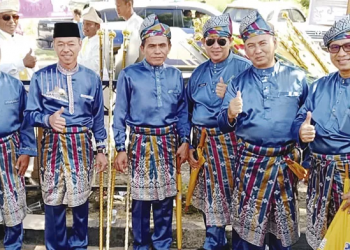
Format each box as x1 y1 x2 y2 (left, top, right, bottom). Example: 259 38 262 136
332 108 336 112
214 71 217 73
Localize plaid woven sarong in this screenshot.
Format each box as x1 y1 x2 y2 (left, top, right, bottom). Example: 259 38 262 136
0 132 26 226
40 127 94 207
192 126 236 226
232 139 300 247
128 124 177 201
306 153 350 250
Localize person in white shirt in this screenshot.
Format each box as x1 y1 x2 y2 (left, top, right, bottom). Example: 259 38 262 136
78 7 108 79
0 0 37 80
0 0 38 186
114 0 143 77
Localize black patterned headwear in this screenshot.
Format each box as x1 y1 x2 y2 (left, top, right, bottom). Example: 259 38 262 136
323 15 350 47
53 22 80 38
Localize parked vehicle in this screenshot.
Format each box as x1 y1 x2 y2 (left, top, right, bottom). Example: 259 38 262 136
223 0 329 47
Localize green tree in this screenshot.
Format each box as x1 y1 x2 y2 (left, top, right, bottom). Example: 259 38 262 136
299 0 310 8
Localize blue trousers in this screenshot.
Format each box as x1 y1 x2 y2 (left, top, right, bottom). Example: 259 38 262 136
45 201 89 250
202 213 227 250
232 230 291 250
132 197 174 250
3 223 23 250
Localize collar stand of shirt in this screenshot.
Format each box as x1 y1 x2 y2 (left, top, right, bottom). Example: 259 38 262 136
143 59 166 72
57 63 79 76
339 73 350 86
209 52 232 73
252 61 279 76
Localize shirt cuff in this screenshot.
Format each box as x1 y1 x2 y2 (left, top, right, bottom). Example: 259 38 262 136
43 114 51 128
227 116 237 128
96 140 106 149
116 143 126 152
19 147 38 157
180 136 190 144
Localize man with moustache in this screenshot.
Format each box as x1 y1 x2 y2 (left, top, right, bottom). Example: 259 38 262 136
114 0 143 77
24 22 107 250
218 11 309 249
0 0 38 186
0 49 37 249
0 0 37 80
186 13 251 250
292 14 350 250
113 14 190 249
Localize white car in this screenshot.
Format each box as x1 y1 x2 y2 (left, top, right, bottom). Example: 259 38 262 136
223 0 329 48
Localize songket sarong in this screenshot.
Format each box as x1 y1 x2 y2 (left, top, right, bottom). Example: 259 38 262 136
192 126 236 226
0 132 26 226
306 153 350 250
128 124 177 201
232 139 300 247
40 127 94 207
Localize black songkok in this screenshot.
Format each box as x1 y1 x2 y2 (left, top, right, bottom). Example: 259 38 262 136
53 22 80 38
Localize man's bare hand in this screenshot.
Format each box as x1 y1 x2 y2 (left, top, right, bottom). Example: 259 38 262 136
23 49 36 68
114 151 128 174
49 107 66 132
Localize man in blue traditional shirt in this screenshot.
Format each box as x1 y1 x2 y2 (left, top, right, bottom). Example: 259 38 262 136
186 13 251 250
218 11 309 249
24 22 107 250
292 14 350 250
0 50 37 250
113 14 190 250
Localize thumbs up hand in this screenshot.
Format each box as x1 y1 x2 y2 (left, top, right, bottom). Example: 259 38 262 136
216 77 227 99
228 91 243 119
49 107 66 132
23 48 37 68
299 111 315 143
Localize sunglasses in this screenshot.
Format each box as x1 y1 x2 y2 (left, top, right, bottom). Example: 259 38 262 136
328 42 350 54
1 14 19 21
205 37 228 47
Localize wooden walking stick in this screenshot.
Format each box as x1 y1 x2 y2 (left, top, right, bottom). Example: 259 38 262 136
176 156 182 250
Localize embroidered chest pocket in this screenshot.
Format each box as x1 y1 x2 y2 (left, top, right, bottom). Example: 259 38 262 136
5 99 19 105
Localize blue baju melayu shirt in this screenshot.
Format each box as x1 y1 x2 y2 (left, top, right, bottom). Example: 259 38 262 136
292 72 350 154
0 72 37 156
113 59 190 152
24 63 106 147
187 52 251 128
218 61 309 146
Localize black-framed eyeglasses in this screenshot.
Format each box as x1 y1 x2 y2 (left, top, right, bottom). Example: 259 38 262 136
205 37 228 47
1 14 20 21
328 42 350 54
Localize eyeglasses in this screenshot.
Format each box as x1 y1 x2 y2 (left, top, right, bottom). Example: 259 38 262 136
328 42 350 54
1 14 20 21
205 37 228 47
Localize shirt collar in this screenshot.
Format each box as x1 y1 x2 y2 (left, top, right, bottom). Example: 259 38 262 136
338 72 350 86
0 29 14 39
209 51 233 70
142 58 166 72
252 60 279 76
57 63 79 76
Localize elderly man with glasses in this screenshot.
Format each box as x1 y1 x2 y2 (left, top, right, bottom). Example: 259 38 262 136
0 0 37 80
0 0 38 187
186 13 251 250
292 14 350 250
218 11 309 249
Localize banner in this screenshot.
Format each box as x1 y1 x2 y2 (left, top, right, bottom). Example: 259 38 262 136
19 0 72 18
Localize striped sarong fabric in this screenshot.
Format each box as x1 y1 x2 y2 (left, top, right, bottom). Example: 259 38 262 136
232 139 300 247
306 153 350 250
192 126 236 226
0 132 26 226
40 127 94 207
128 124 177 201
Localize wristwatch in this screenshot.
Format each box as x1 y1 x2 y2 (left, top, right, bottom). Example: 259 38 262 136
97 148 106 154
